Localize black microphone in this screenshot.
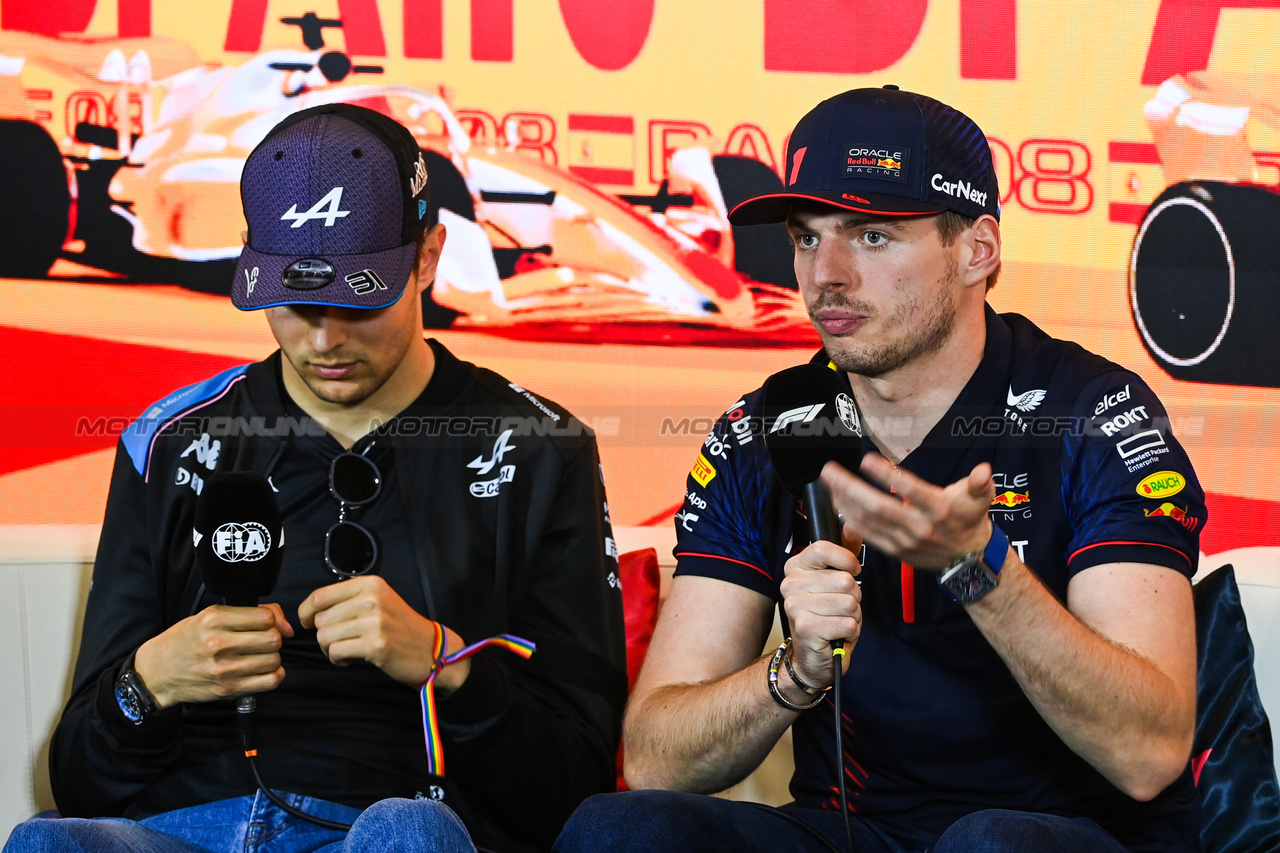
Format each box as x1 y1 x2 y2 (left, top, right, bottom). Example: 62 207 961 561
762 362 863 545
192 472 285 720
193 472 284 607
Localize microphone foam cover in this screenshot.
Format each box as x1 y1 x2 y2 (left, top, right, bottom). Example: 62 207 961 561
762 362 863 495
193 472 284 606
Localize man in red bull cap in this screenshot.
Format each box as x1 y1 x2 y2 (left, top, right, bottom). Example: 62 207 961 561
559 86 1206 853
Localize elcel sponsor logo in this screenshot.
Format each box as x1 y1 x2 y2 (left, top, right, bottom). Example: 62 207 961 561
1094 384 1131 417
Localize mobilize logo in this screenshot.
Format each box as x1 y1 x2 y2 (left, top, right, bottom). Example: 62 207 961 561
212 522 272 562
282 186 350 228
931 174 988 208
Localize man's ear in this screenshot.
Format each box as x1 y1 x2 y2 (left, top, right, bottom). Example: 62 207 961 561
963 215 1001 287
413 223 448 295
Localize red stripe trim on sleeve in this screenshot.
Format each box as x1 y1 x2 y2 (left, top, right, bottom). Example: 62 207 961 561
1067 540 1192 569
675 551 773 581
900 563 915 623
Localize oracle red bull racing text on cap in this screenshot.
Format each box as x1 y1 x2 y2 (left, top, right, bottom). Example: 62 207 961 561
232 103 433 311
728 85 1001 226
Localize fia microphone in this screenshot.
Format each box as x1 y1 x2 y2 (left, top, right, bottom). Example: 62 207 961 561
762 362 863 545
192 472 284 719
193 472 284 607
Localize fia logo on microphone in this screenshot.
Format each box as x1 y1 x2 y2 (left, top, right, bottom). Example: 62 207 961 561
212 522 272 562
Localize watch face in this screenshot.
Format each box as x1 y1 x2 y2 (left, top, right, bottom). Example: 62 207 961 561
116 680 145 724
942 558 999 603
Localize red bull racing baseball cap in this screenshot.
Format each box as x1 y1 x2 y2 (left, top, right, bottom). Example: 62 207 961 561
232 103 432 311
729 86 1000 225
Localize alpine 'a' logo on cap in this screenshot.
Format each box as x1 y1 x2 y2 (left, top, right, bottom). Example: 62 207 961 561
281 186 350 228
346 269 387 295
282 258 336 290
843 144 909 183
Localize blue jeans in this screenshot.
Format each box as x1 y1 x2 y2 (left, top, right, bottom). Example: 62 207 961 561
553 791 1132 853
3 792 476 853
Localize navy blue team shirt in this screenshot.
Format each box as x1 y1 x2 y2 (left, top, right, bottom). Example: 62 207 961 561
673 307 1205 853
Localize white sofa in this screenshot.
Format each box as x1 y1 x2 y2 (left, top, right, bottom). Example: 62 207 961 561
2 525 1277 841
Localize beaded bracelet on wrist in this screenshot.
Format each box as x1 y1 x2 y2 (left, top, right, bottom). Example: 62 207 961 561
767 638 828 711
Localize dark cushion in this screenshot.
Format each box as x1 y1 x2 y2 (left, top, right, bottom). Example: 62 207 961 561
1193 564 1280 852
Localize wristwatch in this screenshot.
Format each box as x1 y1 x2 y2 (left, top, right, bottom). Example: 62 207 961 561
114 652 158 725
938 522 1011 604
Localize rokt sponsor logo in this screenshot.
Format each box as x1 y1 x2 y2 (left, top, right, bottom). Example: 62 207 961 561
1098 405 1150 437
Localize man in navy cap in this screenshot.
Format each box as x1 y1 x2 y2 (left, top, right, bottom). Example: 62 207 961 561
5 104 625 853
556 87 1204 852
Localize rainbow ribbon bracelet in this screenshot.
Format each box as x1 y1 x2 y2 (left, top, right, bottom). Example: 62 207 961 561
418 623 535 776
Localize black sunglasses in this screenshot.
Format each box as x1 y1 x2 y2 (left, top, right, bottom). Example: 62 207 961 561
325 446 381 579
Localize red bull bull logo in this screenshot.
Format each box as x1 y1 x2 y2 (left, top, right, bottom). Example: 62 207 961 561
991 491 1031 508
877 158 902 170
1143 502 1198 531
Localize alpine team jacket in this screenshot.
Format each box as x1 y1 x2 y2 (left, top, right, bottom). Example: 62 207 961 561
50 340 627 853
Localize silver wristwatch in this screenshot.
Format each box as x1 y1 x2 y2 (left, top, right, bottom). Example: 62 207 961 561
939 522 1010 604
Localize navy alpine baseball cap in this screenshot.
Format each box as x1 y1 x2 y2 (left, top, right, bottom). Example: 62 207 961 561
232 103 432 310
729 86 1000 225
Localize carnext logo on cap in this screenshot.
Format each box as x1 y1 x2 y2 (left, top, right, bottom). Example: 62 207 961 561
932 174 988 207
844 145 909 183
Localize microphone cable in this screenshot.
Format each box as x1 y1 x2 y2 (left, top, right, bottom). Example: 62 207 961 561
831 648 854 853
237 697 354 831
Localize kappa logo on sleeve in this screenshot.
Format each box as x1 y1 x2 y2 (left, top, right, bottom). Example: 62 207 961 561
180 433 221 471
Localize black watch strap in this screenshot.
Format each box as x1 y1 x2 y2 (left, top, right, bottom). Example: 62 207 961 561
115 651 158 725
